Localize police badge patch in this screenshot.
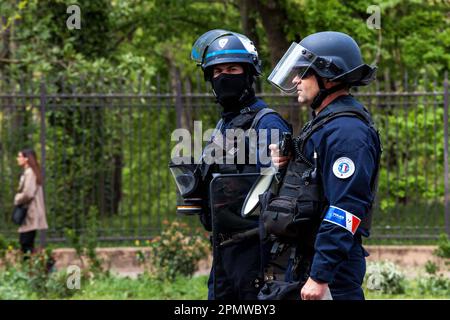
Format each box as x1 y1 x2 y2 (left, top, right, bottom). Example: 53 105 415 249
218 38 228 48
332 157 355 179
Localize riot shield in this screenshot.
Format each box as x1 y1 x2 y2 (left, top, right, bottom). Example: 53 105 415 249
209 173 260 235
209 173 260 299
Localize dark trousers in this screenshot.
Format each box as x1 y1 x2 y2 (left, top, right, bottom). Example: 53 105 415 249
208 237 268 300
284 241 367 300
19 230 36 255
328 242 368 300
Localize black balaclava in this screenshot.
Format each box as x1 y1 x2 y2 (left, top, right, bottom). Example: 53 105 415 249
209 65 256 114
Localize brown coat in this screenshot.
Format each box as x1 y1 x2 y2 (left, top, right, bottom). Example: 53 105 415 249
14 167 48 233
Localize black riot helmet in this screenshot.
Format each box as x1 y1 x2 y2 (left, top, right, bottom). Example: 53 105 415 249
191 29 262 81
268 31 377 109
297 31 377 86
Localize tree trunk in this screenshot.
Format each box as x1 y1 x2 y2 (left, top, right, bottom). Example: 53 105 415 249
236 0 299 129
254 0 290 68
163 49 189 130
236 0 290 68
0 16 11 74
238 0 260 49
183 78 193 132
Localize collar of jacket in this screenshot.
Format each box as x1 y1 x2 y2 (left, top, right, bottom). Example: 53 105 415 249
312 94 366 124
221 97 266 123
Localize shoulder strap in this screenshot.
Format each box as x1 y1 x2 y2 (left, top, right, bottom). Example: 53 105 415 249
199 119 224 179
248 108 278 130
299 107 375 152
209 119 223 142
221 107 283 133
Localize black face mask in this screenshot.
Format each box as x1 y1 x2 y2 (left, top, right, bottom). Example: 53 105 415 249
211 73 249 111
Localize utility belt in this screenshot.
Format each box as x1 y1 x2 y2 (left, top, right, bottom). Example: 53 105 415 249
257 240 314 300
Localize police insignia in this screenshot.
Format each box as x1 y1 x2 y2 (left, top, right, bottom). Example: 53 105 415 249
323 206 361 234
218 38 228 48
332 157 355 179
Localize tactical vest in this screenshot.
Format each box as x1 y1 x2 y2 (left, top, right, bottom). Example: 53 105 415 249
199 106 286 231
209 106 280 175
261 105 381 240
258 105 382 297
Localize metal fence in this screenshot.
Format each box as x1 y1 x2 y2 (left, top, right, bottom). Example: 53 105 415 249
0 72 449 243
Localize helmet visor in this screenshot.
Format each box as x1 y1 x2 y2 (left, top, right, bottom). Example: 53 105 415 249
191 29 233 63
267 43 318 93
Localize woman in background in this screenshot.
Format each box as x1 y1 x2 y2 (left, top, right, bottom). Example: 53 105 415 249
15 148 48 256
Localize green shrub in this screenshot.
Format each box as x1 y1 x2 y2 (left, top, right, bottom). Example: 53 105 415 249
434 234 450 259
148 220 210 280
417 256 450 297
64 206 104 275
417 274 450 296
364 261 406 294
0 234 18 261
0 234 7 260
424 260 439 275
44 270 83 299
0 266 36 299
0 248 79 300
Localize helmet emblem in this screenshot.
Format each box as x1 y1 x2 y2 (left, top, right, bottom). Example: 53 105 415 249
218 38 228 48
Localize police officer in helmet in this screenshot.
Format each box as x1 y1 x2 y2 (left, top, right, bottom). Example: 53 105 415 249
190 29 291 300
267 31 381 300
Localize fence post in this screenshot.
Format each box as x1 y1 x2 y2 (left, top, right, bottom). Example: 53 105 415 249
444 71 449 238
39 80 47 248
175 75 183 129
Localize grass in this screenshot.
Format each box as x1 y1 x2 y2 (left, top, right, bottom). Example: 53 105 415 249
365 279 449 300
0 270 448 300
57 274 450 300
0 267 209 300
69 274 209 300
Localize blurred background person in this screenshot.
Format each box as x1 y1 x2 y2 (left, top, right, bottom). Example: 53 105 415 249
14 148 48 257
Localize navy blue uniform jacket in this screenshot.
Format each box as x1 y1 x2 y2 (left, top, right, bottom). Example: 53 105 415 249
302 95 381 284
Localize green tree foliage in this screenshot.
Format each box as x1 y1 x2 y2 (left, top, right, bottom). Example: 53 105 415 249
1 0 448 81
0 0 448 240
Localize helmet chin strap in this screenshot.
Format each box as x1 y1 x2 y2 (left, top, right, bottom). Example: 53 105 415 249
310 74 347 110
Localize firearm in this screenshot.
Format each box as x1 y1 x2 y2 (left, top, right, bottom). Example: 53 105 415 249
275 132 292 181
279 132 293 157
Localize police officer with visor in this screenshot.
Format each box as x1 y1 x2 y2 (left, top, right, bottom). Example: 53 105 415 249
267 31 381 300
180 29 291 300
